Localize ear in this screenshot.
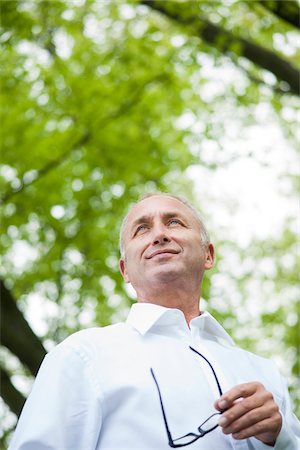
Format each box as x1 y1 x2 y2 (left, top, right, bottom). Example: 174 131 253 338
204 243 215 270
119 258 130 283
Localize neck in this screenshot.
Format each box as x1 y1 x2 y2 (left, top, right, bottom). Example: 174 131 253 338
136 283 202 325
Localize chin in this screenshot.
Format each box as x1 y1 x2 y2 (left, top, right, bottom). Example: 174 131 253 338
150 266 181 283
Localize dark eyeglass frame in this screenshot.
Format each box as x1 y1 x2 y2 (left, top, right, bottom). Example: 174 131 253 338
150 346 223 448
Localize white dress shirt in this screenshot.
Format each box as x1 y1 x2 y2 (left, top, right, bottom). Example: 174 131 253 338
9 303 300 450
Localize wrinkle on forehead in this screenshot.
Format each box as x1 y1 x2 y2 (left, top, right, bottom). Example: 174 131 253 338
126 197 201 236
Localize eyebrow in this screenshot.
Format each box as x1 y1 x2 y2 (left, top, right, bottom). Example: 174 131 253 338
130 211 188 233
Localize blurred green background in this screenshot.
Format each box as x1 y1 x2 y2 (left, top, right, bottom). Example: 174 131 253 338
1 0 299 445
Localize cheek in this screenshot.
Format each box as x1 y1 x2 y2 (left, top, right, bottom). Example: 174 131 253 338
124 245 143 267
179 235 202 250
129 238 150 256
187 242 205 261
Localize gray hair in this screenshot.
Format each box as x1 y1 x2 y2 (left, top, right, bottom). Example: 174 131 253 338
119 192 210 258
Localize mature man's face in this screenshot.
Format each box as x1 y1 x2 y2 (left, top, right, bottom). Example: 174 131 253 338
119 195 214 296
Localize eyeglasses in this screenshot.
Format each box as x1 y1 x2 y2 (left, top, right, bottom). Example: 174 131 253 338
150 346 223 448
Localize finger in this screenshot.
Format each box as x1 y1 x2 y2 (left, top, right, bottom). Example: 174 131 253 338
215 382 264 411
219 396 282 446
218 392 271 426
225 416 280 441
219 402 274 435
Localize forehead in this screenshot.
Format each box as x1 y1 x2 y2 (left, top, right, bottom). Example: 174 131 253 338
125 195 200 230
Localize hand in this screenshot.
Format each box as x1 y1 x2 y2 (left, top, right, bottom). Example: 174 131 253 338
214 382 282 446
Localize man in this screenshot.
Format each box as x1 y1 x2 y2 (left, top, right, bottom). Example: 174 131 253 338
9 193 300 449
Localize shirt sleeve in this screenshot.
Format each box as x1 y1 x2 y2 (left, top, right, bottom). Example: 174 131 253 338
8 343 104 450
273 375 300 450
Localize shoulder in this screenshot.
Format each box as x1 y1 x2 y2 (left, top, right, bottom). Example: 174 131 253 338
236 346 279 372
47 322 135 362
229 345 286 399
55 322 128 350
63 322 126 343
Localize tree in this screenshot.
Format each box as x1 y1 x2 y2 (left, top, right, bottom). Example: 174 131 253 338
1 1 299 444
259 0 300 29
143 0 300 96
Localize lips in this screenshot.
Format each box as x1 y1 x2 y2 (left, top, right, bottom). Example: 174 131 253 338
146 249 179 259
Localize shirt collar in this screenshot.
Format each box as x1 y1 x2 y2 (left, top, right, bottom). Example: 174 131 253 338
126 302 234 346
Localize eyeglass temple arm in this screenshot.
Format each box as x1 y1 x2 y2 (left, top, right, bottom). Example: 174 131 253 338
189 346 223 397
150 368 176 447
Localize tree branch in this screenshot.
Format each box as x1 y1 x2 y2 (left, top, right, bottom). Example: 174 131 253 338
0 279 47 376
259 0 300 30
1 130 90 204
234 60 292 96
0 366 26 417
1 74 169 203
143 1 300 97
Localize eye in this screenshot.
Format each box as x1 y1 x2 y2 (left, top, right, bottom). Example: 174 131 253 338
168 219 182 226
135 224 149 235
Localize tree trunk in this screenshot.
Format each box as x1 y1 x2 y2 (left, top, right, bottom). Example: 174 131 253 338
0 279 46 376
0 367 26 417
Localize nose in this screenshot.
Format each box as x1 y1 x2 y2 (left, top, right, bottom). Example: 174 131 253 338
152 223 171 245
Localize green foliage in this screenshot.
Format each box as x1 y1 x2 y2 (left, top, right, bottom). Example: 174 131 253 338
0 4 209 394
1 0 299 443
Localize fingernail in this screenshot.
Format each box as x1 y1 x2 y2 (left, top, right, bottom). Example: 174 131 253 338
218 399 228 409
219 416 228 426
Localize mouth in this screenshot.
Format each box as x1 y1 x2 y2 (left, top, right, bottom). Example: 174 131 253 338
146 249 179 259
